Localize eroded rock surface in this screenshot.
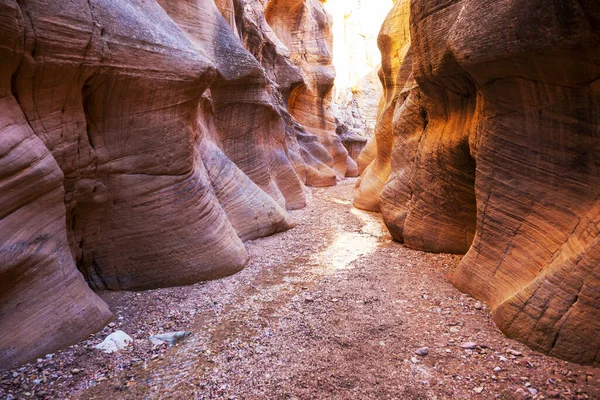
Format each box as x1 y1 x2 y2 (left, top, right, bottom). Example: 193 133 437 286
357 0 600 364
0 0 346 369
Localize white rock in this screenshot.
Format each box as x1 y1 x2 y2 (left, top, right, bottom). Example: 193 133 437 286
528 388 538 395
461 342 477 349
95 330 133 353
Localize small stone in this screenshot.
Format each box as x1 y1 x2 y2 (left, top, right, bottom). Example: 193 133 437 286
499 356 508 362
528 388 538 395
449 326 461 333
108 322 116 328
411 356 419 364
445 349 452 353
518 359 534 368
494 367 502 372
474 302 483 310
304 296 315 302
474 387 484 394
415 347 429 356
507 349 523 356
149 331 192 346
461 342 477 349
72 368 81 374
95 330 133 353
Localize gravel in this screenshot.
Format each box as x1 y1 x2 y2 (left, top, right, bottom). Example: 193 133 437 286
1 179 599 399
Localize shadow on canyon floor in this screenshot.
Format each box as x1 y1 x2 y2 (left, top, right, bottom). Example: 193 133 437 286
1 179 599 399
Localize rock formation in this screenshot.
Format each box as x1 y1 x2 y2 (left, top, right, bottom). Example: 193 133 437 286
0 0 347 369
357 0 600 364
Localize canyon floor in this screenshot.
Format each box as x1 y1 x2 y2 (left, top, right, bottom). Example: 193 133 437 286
2 179 600 400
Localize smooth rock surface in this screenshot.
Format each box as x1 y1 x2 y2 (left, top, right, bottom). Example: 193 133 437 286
356 0 600 364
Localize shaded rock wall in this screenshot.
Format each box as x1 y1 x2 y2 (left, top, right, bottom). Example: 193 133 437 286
266 0 353 180
357 0 600 364
0 0 343 369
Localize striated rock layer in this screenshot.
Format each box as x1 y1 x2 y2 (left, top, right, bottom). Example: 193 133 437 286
0 0 347 369
357 0 600 364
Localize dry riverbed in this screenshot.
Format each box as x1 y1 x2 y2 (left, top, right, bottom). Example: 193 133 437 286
1 179 599 399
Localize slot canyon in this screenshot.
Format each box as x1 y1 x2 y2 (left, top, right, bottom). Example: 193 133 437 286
0 0 599 398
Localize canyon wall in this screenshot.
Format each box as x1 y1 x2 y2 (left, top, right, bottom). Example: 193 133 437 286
357 0 600 364
0 0 346 370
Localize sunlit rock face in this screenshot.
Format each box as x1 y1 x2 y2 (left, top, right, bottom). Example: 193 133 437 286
358 0 600 364
0 0 343 369
354 0 412 212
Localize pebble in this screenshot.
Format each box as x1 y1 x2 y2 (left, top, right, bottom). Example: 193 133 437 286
528 388 538 395
149 331 192 346
474 386 484 394
461 342 477 349
474 302 483 310
506 349 523 356
304 296 315 302
494 367 502 372
415 347 429 356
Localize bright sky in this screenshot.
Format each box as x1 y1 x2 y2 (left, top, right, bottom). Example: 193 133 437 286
323 0 393 99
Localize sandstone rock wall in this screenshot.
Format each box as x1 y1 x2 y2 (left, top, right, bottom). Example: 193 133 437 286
0 0 344 369
266 0 354 180
357 0 600 364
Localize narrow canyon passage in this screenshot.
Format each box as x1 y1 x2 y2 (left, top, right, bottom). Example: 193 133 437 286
5 180 597 399
1 0 599 398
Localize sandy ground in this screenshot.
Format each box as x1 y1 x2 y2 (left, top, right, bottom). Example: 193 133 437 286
1 179 599 399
